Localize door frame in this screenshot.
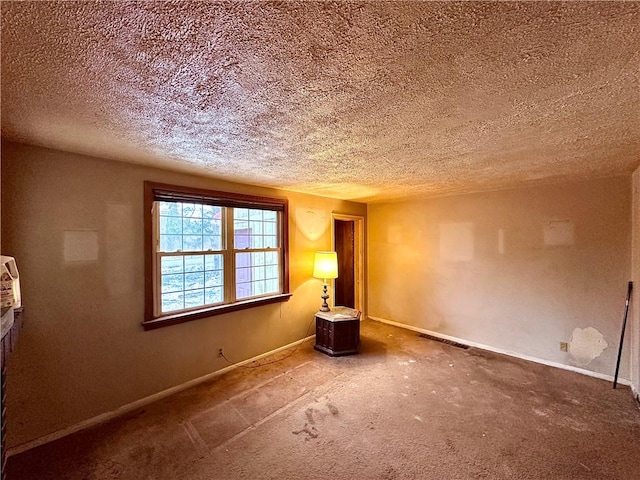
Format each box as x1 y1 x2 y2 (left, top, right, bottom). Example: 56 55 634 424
331 213 365 317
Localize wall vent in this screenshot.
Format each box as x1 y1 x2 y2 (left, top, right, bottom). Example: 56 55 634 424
418 333 470 350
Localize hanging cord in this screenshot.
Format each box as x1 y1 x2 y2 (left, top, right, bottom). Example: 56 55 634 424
220 308 317 369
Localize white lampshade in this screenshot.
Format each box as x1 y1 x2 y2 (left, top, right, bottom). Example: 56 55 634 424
313 251 338 280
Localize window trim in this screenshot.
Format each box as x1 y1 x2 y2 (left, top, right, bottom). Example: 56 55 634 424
143 181 291 330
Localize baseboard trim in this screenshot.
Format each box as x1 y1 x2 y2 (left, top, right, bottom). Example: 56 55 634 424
7 334 316 457
368 316 632 387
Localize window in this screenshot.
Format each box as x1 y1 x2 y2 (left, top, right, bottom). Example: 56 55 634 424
144 182 290 329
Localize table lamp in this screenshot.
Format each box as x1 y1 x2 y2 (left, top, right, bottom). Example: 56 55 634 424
313 251 338 312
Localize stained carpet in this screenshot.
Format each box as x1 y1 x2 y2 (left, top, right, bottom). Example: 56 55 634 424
7 319 640 479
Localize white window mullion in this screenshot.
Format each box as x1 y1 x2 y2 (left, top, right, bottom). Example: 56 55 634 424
153 202 163 317
224 207 236 303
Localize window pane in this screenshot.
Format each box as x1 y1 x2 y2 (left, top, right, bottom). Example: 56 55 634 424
183 235 203 251
160 234 182 252
263 210 277 222
159 202 181 216
161 273 184 293
235 208 249 219
236 267 252 283
266 264 279 278
161 256 183 274
266 278 279 292
250 236 263 248
160 216 182 234
184 289 204 308
183 218 202 235
234 219 248 231
236 251 250 266
253 252 265 266
203 218 221 235
185 272 205 290
249 221 263 235
235 234 250 249
264 236 278 248
162 292 184 312
184 255 204 272
249 209 263 220
264 222 276 235
205 287 223 304
205 270 223 288
203 205 222 219
203 216 222 249
265 251 278 265
203 235 222 251
236 282 252 299
205 254 223 271
182 203 202 218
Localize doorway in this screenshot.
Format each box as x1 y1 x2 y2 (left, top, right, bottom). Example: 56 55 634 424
332 214 364 314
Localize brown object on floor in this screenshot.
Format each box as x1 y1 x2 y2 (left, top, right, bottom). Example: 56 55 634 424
6 320 640 479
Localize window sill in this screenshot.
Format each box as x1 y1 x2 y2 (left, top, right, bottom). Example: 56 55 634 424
142 293 293 330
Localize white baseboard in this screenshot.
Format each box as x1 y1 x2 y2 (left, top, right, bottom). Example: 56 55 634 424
368 316 632 387
7 334 316 457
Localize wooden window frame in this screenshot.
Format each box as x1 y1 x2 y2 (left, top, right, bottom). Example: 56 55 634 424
143 181 291 330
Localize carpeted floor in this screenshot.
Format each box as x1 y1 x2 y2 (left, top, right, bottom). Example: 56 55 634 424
7 319 640 479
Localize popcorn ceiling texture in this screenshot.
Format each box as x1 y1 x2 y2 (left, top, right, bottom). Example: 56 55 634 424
1 1 639 202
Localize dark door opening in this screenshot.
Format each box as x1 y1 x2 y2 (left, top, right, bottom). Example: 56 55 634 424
334 219 355 308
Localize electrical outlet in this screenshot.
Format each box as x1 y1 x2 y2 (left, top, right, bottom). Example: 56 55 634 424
560 342 568 352
218 348 224 357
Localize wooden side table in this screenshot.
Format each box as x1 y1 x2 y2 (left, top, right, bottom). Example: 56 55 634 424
1 306 23 479
314 306 361 356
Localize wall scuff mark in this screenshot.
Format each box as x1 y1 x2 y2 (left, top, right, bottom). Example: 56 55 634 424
568 327 607 367
544 220 575 246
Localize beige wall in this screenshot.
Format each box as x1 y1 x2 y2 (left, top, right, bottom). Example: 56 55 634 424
368 177 631 379
631 166 640 397
1 141 366 448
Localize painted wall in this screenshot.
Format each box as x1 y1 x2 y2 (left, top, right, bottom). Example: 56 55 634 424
0 141 366 448
631 166 640 397
368 177 631 379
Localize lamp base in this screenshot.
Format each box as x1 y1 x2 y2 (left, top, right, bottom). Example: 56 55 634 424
320 283 330 312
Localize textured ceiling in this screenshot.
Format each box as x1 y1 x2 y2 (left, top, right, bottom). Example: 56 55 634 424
2 1 639 202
